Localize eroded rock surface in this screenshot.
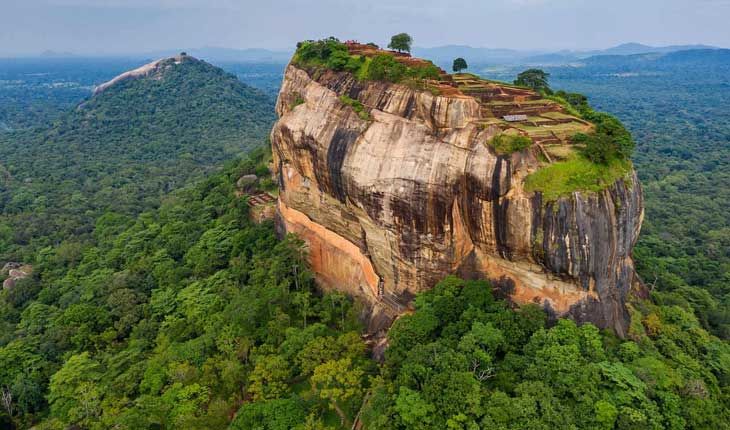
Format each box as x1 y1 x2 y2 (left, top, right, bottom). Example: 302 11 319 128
271 64 644 336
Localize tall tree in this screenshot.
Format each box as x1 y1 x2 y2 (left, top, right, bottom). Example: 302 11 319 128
452 57 468 73
388 33 413 53
514 68 551 93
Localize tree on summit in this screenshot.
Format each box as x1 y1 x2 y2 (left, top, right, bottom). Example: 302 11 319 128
514 68 552 93
452 57 468 73
388 33 413 54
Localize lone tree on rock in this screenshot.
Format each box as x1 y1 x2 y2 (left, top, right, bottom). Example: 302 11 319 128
388 33 413 54
452 57 468 73
514 68 551 94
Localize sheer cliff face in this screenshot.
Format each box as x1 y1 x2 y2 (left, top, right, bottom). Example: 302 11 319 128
271 64 644 336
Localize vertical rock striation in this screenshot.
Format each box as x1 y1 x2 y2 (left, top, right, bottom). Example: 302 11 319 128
271 63 644 336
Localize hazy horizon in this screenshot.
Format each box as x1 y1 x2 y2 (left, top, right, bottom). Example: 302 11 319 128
1 0 729 56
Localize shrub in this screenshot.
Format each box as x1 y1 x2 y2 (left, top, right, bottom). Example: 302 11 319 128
294 37 348 66
407 63 441 80
366 54 407 83
291 93 305 109
489 134 532 154
574 111 635 163
344 55 365 73
326 49 351 71
339 95 371 121
554 90 590 113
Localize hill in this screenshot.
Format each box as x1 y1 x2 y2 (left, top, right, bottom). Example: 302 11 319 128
583 48 730 67
0 55 275 260
594 42 718 56
412 43 722 67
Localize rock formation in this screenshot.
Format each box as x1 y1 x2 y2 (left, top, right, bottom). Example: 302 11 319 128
2 262 31 290
93 54 190 95
271 49 644 337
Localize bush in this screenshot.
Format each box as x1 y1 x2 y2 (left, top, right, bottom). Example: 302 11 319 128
339 95 371 121
574 111 635 163
554 90 590 113
366 54 407 83
294 39 441 85
326 49 350 71
294 37 348 66
407 63 441 80
490 134 532 154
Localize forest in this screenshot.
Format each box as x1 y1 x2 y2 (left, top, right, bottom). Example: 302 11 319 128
2 147 728 429
0 49 729 428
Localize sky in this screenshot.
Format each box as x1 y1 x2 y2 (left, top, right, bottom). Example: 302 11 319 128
1 0 729 56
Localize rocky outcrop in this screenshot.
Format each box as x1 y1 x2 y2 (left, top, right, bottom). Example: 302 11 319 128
2 262 31 290
93 54 190 95
271 64 643 336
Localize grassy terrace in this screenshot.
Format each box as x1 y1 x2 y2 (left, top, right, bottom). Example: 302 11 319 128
525 155 632 202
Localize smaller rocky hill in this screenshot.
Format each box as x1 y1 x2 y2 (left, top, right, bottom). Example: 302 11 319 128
0 55 275 258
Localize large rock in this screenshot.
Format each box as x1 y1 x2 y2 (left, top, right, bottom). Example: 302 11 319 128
271 64 644 336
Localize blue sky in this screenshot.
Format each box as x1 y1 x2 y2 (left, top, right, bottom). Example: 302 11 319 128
1 0 728 55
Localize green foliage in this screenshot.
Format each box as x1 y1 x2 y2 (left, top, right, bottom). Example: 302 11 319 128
388 33 413 53
230 398 307 430
292 93 305 109
365 54 407 83
0 150 372 428
361 276 730 430
576 111 636 163
294 39 439 85
452 57 468 73
489 134 532 155
294 37 350 70
524 154 631 201
514 68 552 93
338 95 371 121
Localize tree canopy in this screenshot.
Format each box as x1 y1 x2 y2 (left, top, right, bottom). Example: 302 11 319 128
388 33 413 53
452 57 468 73
514 68 551 93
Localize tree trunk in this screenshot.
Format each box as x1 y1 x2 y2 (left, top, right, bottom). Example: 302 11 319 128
333 402 351 428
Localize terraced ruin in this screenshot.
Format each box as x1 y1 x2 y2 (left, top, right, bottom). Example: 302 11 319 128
343 42 594 164
451 73 593 161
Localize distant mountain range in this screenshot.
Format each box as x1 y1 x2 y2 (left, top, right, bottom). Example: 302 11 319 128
415 42 722 66
16 42 725 67
582 48 730 68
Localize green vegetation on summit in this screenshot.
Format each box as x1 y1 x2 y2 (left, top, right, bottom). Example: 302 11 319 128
292 38 442 84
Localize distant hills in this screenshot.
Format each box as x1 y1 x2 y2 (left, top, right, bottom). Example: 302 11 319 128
582 48 730 68
414 42 723 67
17 42 722 67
